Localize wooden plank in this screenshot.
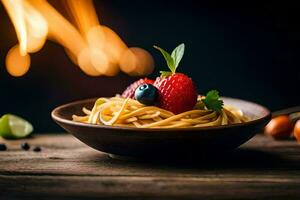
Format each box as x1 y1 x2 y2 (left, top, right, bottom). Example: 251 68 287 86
0 134 300 177
1 175 300 200
0 134 300 199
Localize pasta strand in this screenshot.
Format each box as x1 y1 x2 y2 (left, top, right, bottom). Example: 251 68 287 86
72 96 249 128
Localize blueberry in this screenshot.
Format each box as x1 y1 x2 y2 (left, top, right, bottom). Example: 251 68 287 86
135 84 158 105
21 142 30 151
33 146 41 152
0 143 7 151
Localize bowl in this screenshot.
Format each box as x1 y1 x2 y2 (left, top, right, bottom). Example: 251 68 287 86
51 97 271 158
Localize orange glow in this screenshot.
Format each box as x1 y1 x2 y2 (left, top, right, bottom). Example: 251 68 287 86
120 47 155 76
77 47 103 76
6 45 31 77
1 0 154 77
2 0 27 55
23 0 48 53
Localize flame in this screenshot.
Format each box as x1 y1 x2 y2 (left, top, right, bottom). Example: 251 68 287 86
6 45 30 77
2 0 27 55
1 0 154 77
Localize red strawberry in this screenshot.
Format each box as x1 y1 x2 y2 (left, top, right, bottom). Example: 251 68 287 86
153 43 198 114
154 73 197 114
122 78 154 99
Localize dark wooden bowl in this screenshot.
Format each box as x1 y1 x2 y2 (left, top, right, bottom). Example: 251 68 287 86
51 97 271 158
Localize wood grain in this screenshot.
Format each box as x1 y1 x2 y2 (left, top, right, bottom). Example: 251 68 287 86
0 134 300 199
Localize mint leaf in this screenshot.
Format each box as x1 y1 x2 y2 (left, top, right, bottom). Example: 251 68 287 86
171 43 185 70
153 45 175 73
159 71 173 77
202 90 224 111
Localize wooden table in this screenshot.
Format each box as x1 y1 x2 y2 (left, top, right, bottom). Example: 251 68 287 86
0 133 300 200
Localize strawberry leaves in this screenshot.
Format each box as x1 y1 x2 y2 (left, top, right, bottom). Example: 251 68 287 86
154 43 224 112
171 43 185 70
154 43 185 74
202 90 224 112
159 71 173 77
153 46 175 72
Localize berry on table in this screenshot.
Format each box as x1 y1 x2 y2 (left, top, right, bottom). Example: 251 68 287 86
0 143 7 151
21 142 30 151
33 146 42 152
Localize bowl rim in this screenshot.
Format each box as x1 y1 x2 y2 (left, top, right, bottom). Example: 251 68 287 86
51 97 271 132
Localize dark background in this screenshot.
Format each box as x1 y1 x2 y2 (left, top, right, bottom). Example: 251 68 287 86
0 1 299 132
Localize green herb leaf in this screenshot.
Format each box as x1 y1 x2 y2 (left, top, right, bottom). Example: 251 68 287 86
202 90 224 111
159 71 173 77
171 43 185 70
153 45 175 73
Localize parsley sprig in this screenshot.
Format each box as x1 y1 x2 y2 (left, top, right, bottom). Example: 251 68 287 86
202 90 224 112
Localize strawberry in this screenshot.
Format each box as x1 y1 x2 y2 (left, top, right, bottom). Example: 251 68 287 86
122 78 154 99
154 73 197 114
153 43 198 114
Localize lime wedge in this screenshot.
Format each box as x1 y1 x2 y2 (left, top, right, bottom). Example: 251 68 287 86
0 114 33 139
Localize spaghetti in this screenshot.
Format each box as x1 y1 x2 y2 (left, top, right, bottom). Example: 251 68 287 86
72 96 249 128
